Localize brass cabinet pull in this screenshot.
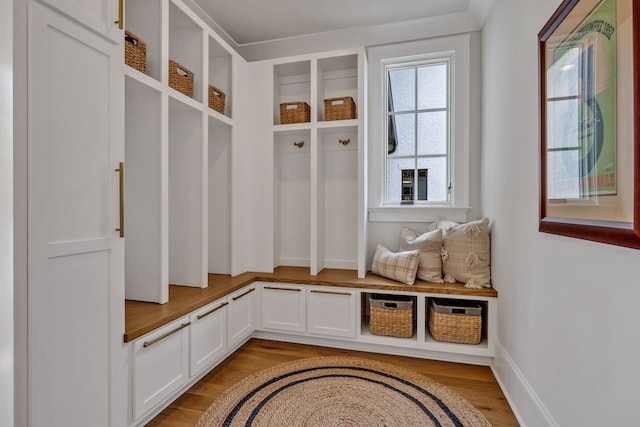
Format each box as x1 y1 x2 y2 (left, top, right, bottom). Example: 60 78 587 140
232 287 255 301
310 290 352 296
142 322 190 348
115 162 124 237
114 0 123 29
197 302 228 320
264 286 302 292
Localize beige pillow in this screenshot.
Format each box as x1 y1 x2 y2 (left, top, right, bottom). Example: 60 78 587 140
371 244 420 285
433 218 491 289
399 227 443 283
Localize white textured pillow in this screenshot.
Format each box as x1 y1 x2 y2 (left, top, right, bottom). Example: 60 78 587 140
433 218 491 289
399 228 443 283
371 244 420 285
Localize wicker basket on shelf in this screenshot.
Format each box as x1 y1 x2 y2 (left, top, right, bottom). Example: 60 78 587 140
428 299 482 345
208 86 226 114
168 60 194 98
280 102 310 124
124 30 146 73
324 97 356 121
369 295 413 338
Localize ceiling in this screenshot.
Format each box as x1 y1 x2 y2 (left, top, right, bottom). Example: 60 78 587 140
191 0 478 46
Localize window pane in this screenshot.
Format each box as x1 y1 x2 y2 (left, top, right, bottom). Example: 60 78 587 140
418 64 447 109
547 150 580 199
386 158 415 203
547 98 580 150
388 68 415 112
418 111 447 155
547 47 580 99
417 157 447 202
388 114 415 157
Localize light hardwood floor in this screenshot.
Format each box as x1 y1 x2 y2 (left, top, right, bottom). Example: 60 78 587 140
147 339 519 426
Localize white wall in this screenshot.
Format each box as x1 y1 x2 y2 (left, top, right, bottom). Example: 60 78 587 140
0 0 13 425
482 1 640 426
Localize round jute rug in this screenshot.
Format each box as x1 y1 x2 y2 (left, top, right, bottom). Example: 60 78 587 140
196 356 492 427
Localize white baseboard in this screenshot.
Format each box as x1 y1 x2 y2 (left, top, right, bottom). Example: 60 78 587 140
491 341 559 427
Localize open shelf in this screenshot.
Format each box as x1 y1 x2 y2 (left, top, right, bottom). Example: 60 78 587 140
168 97 205 288
316 126 358 271
208 118 232 275
125 0 162 82
124 77 166 303
317 54 358 122
274 130 311 268
208 35 232 118
273 61 311 125
169 1 203 103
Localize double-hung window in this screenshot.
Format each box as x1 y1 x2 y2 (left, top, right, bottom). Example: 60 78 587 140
385 57 450 204
368 35 472 223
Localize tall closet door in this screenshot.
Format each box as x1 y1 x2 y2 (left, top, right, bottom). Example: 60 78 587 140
38 0 121 42
27 3 125 427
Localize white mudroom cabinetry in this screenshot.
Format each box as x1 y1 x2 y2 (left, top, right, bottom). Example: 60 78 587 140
307 287 357 338
260 283 307 333
25 2 126 426
227 285 257 349
189 298 228 377
131 317 190 421
123 0 238 302
269 51 368 278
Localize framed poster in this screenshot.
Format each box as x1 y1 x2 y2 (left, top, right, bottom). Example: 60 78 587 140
539 0 640 249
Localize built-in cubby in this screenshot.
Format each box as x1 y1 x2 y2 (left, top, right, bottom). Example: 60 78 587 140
425 297 489 348
273 61 311 125
274 130 311 268
270 49 366 277
169 1 203 102
360 292 419 343
208 35 232 118
168 98 205 288
316 54 358 122
123 0 236 302
208 118 232 275
124 0 162 82
124 77 166 303
316 126 358 271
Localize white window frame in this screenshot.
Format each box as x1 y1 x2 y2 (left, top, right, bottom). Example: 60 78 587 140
384 54 452 205
367 35 471 223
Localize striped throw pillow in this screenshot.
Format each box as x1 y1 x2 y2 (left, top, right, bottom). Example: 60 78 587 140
371 244 420 285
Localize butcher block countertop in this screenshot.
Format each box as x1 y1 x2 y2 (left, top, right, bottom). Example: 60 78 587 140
124 266 498 342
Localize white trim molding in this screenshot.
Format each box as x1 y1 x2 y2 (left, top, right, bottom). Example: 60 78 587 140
368 206 470 223
491 341 559 427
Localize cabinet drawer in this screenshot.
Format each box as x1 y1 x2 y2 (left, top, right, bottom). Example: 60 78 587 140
261 283 306 332
190 299 228 377
132 317 190 420
227 285 256 348
308 288 356 338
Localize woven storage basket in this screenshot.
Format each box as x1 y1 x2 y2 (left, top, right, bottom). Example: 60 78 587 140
124 30 146 73
324 97 356 121
428 299 482 345
369 295 413 338
208 86 226 114
168 60 194 98
280 102 310 124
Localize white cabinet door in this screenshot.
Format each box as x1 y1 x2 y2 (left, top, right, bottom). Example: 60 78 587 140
261 283 306 333
27 3 125 427
132 317 190 421
38 0 122 42
308 288 356 338
227 286 256 348
190 299 228 378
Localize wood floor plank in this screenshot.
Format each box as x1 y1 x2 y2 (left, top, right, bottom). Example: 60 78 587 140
147 339 519 426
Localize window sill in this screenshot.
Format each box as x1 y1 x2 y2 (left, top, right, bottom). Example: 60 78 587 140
368 206 470 223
